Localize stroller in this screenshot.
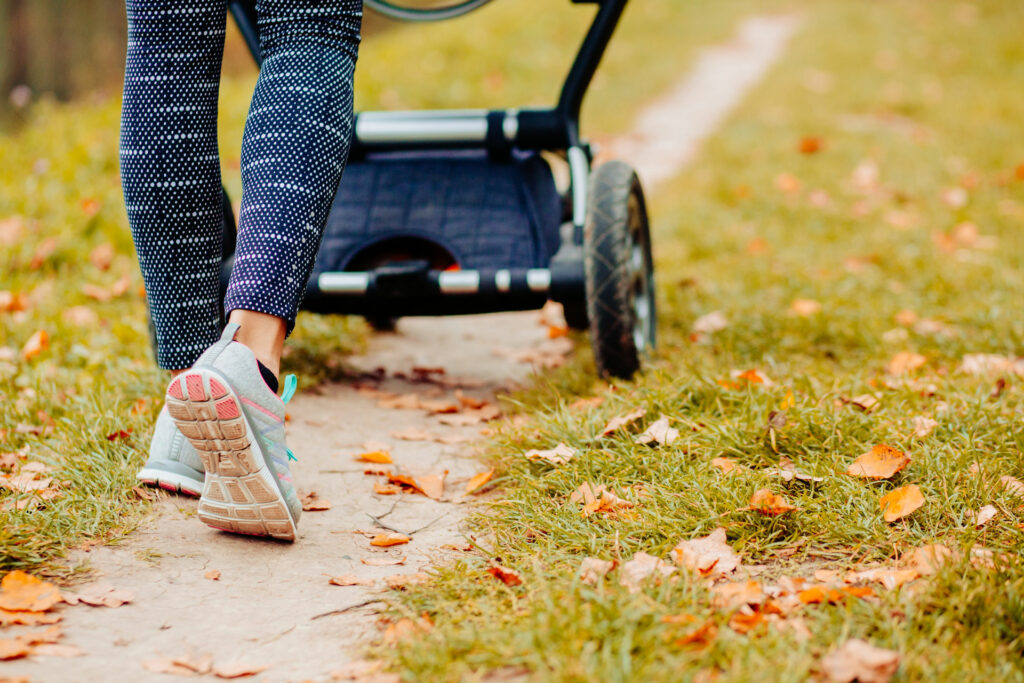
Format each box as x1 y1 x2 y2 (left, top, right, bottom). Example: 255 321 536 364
213 0 656 378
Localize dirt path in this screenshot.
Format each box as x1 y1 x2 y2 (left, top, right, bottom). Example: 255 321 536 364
4 15 798 683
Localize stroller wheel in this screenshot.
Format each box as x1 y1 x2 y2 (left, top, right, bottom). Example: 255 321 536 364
583 161 656 379
562 301 589 331
366 316 399 332
147 186 236 362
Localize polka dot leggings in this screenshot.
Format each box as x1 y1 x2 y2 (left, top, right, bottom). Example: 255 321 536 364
120 0 362 369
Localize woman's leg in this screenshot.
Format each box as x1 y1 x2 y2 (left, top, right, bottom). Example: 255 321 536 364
224 0 363 378
121 0 228 371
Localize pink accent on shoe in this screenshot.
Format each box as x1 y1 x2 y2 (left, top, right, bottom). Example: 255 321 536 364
241 397 282 422
159 482 179 493
186 374 205 401
168 379 184 400
216 398 240 419
209 377 229 399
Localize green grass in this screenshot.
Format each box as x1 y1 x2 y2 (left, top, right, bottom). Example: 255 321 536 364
0 0 776 572
378 0 1024 680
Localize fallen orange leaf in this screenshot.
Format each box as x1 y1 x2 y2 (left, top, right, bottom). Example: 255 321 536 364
487 564 523 587
747 488 797 516
524 443 576 465
821 639 899 683
300 491 332 511
0 571 62 612
671 528 741 579
20 330 48 361
710 457 742 475
673 620 718 650
880 484 925 522
847 445 911 479
465 468 495 495
355 450 393 464
329 574 375 587
370 533 410 547
887 352 927 375
204 570 221 581
599 408 646 437
373 481 403 495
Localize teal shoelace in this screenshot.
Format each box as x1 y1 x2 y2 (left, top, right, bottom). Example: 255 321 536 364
282 374 298 462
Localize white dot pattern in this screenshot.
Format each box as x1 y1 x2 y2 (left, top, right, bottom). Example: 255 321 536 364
120 0 361 369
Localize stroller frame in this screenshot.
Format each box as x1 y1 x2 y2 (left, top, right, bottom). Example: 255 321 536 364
220 0 656 377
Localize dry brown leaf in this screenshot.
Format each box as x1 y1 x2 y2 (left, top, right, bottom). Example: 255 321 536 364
211 661 270 679
0 609 61 626
710 457 741 475
844 568 919 590
416 472 447 500
329 574 376 587
693 311 728 335
975 504 998 527
378 393 422 410
204 570 221 581
0 638 31 661
747 489 797 516
728 610 765 634
635 416 679 446
1000 475 1024 498
361 557 405 567
960 353 1023 376
671 528 740 579
711 580 764 612
384 573 429 590
300 491 332 511
355 450 393 464
31 643 85 658
0 571 62 612
673 620 718 650
844 394 880 413
821 639 900 683
569 396 605 411
599 408 646 437
420 398 461 414
487 564 523 587
524 443 576 465
768 456 823 483
373 481 403 495
63 585 134 608
578 557 615 586
20 330 48 361
455 390 488 409
619 552 676 592
911 416 938 438
370 533 410 548
847 445 911 480
0 291 28 313
904 544 956 576
570 482 635 517
438 405 501 426
880 484 925 522
887 352 927 375
465 468 495 495
89 243 115 271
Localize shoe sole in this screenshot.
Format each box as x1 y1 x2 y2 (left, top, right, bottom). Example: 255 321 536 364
137 468 203 497
165 369 297 542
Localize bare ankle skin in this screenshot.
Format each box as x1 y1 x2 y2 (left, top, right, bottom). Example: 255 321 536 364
226 309 286 378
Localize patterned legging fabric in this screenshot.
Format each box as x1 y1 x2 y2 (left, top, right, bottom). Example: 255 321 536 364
121 0 362 369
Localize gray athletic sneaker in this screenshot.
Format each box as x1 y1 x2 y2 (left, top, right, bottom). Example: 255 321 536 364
165 323 301 541
137 406 205 497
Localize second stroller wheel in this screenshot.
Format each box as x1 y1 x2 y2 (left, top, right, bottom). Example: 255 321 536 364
583 161 656 379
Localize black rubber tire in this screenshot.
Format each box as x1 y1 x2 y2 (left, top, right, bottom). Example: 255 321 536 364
148 187 236 361
583 161 656 379
366 316 399 332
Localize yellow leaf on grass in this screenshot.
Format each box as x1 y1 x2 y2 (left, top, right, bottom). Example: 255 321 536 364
847 445 911 479
465 468 495 495
821 639 899 683
0 571 62 612
670 528 740 579
747 489 797 516
20 330 48 361
599 408 646 437
354 451 393 464
524 443 576 465
1001 475 1024 498
711 457 741 475
887 352 927 375
487 564 523 586
880 485 925 522
370 533 410 547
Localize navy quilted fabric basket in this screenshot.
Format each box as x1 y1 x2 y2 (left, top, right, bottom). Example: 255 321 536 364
312 149 563 275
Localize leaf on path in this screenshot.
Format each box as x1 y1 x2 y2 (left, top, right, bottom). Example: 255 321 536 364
300 491 332 511
821 639 900 683
599 408 646 437
711 457 742 475
438 405 501 427
847 445 910 479
378 393 422 410
524 443 576 465
373 481 403 495
384 573 429 590
391 427 439 441
355 450 392 464
911 417 938 438
619 552 675 592
487 564 523 587
212 661 269 679
887 352 927 375
204 570 220 581
370 533 410 548
635 416 679 446
362 557 405 567
63 585 134 608
671 528 741 579
387 470 446 499
0 609 61 626
768 457 822 483
789 298 822 317
1000 475 1024 498
0 638 30 660
0 571 62 612
465 468 495 495
419 398 461 414
455 390 489 410
880 485 925 522
31 643 85 658
20 330 48 361
329 574 375 587
435 433 472 445
746 489 797 516
974 504 998 527
578 558 615 586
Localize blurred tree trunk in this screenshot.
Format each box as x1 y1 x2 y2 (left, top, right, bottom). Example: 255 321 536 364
5 0 30 91
51 0 70 99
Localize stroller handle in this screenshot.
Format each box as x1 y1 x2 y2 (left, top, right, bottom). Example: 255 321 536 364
364 0 497 22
